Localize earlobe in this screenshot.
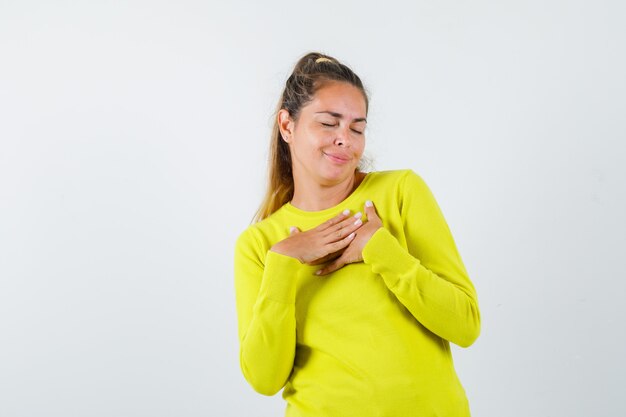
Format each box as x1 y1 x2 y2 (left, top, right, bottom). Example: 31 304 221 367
278 109 294 143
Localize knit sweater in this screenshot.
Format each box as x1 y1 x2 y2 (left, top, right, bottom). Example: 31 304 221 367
234 169 480 417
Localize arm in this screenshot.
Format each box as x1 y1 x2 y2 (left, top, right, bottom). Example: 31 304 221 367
362 170 481 347
233 228 300 395
234 210 364 393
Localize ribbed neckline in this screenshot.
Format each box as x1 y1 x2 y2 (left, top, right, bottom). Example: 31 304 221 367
282 172 374 219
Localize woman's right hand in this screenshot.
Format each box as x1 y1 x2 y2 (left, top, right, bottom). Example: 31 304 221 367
270 210 364 265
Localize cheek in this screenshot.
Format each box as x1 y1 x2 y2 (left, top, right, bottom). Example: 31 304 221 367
304 127 331 150
354 140 366 155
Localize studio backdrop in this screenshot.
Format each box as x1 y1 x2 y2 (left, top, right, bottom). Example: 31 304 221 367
1 1 624 416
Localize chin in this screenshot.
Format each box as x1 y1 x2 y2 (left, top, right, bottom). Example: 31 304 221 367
319 165 356 182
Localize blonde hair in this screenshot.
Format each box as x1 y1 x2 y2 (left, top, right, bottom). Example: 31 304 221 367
252 52 370 223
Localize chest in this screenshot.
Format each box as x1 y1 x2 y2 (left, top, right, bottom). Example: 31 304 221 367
293 260 403 344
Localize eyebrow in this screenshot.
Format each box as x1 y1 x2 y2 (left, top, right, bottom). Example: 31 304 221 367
315 111 367 123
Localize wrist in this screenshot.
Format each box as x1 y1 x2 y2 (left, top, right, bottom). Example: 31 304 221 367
270 245 302 264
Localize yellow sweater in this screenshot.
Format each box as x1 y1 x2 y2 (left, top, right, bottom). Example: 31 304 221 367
234 169 481 417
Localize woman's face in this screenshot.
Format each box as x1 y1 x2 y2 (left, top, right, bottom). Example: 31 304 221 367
280 81 367 186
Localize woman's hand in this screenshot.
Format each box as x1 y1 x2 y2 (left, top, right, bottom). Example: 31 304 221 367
270 209 365 265
315 200 382 276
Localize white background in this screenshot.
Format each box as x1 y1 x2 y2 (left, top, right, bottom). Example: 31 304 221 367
1 1 625 416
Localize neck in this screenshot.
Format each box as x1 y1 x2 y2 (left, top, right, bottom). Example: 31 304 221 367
290 171 359 211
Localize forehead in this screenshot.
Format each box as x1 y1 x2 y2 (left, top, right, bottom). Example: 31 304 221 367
305 81 367 118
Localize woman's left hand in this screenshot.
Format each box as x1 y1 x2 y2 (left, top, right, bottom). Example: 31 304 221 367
315 200 383 276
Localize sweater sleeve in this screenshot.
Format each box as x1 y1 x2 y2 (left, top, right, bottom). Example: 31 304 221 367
361 170 481 347
233 228 301 395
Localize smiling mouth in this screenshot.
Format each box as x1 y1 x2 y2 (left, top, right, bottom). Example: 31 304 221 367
324 153 351 164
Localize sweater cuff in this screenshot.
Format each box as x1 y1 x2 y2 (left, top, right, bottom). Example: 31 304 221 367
362 227 419 290
258 250 302 303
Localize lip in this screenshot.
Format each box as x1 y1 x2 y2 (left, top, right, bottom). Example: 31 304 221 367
324 152 351 164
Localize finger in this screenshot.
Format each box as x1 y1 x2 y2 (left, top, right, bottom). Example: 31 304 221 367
323 212 363 240
364 200 379 220
315 209 351 231
315 257 346 276
307 250 343 266
325 231 356 253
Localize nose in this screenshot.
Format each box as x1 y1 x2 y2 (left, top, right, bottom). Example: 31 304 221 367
334 125 351 147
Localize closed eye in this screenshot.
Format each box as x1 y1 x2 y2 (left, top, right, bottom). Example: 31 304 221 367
321 122 364 135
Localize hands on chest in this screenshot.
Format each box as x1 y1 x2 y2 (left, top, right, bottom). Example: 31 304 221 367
270 200 383 276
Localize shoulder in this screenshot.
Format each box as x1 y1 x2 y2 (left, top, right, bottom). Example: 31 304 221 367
235 224 261 255
367 169 438 216
366 168 429 192
235 207 288 256
367 168 421 180
236 221 268 250
234 222 274 269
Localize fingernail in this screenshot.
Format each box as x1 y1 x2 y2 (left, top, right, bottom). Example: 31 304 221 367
348 232 355 238
315 270 322 275
354 212 362 219
365 200 373 207
354 219 362 226
289 226 296 233
342 209 350 215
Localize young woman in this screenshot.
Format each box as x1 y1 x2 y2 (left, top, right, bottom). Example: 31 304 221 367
234 52 481 416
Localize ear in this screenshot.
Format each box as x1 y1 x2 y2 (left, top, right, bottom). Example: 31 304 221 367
278 109 294 143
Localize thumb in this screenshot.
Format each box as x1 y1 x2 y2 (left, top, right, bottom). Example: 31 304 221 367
289 226 300 235
364 200 379 219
